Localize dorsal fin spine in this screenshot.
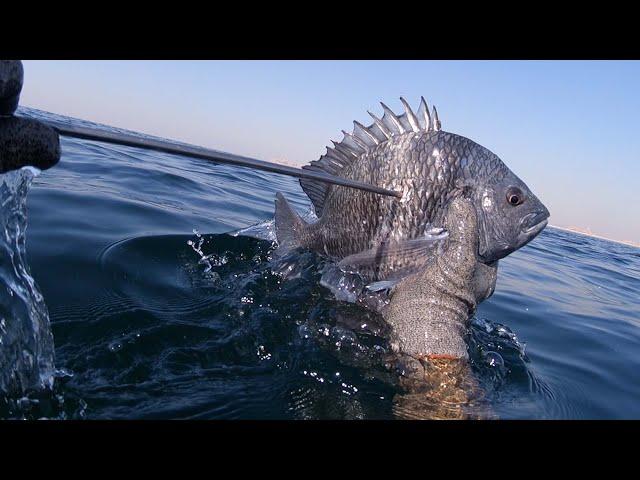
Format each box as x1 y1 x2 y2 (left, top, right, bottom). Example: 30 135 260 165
432 106 441 131
353 120 380 145
332 140 358 158
327 146 349 163
342 130 368 151
400 97 420 132
380 102 405 134
300 98 442 217
418 96 432 131
367 111 392 139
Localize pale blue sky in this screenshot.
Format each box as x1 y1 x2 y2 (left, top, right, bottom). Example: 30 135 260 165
20 60 640 243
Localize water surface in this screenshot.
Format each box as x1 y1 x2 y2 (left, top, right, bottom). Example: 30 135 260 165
3 107 639 419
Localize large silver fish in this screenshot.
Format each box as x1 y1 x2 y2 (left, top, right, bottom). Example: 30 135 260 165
274 97 549 282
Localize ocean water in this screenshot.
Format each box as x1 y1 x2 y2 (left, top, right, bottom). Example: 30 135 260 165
2 107 639 419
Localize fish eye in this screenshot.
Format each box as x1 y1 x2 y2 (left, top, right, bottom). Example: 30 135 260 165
506 186 524 206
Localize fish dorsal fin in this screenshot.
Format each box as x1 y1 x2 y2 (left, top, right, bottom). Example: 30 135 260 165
300 97 442 216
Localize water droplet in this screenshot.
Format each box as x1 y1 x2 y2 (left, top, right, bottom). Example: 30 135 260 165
483 351 504 368
54 367 74 379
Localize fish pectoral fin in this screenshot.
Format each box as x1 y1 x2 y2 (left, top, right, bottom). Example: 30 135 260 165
338 233 448 273
365 280 400 292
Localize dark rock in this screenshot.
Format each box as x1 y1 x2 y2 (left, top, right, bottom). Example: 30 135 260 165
0 116 60 173
0 61 24 116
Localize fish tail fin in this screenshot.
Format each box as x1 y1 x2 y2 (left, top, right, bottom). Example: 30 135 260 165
275 192 307 250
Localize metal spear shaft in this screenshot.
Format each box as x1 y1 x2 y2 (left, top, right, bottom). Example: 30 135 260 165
40 118 403 199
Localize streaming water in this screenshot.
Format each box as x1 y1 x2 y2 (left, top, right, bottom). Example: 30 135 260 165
0 167 55 400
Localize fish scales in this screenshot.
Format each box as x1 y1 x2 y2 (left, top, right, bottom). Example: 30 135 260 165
275 98 549 283
307 132 483 248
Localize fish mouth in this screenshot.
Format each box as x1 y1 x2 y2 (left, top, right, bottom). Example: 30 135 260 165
520 211 549 235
